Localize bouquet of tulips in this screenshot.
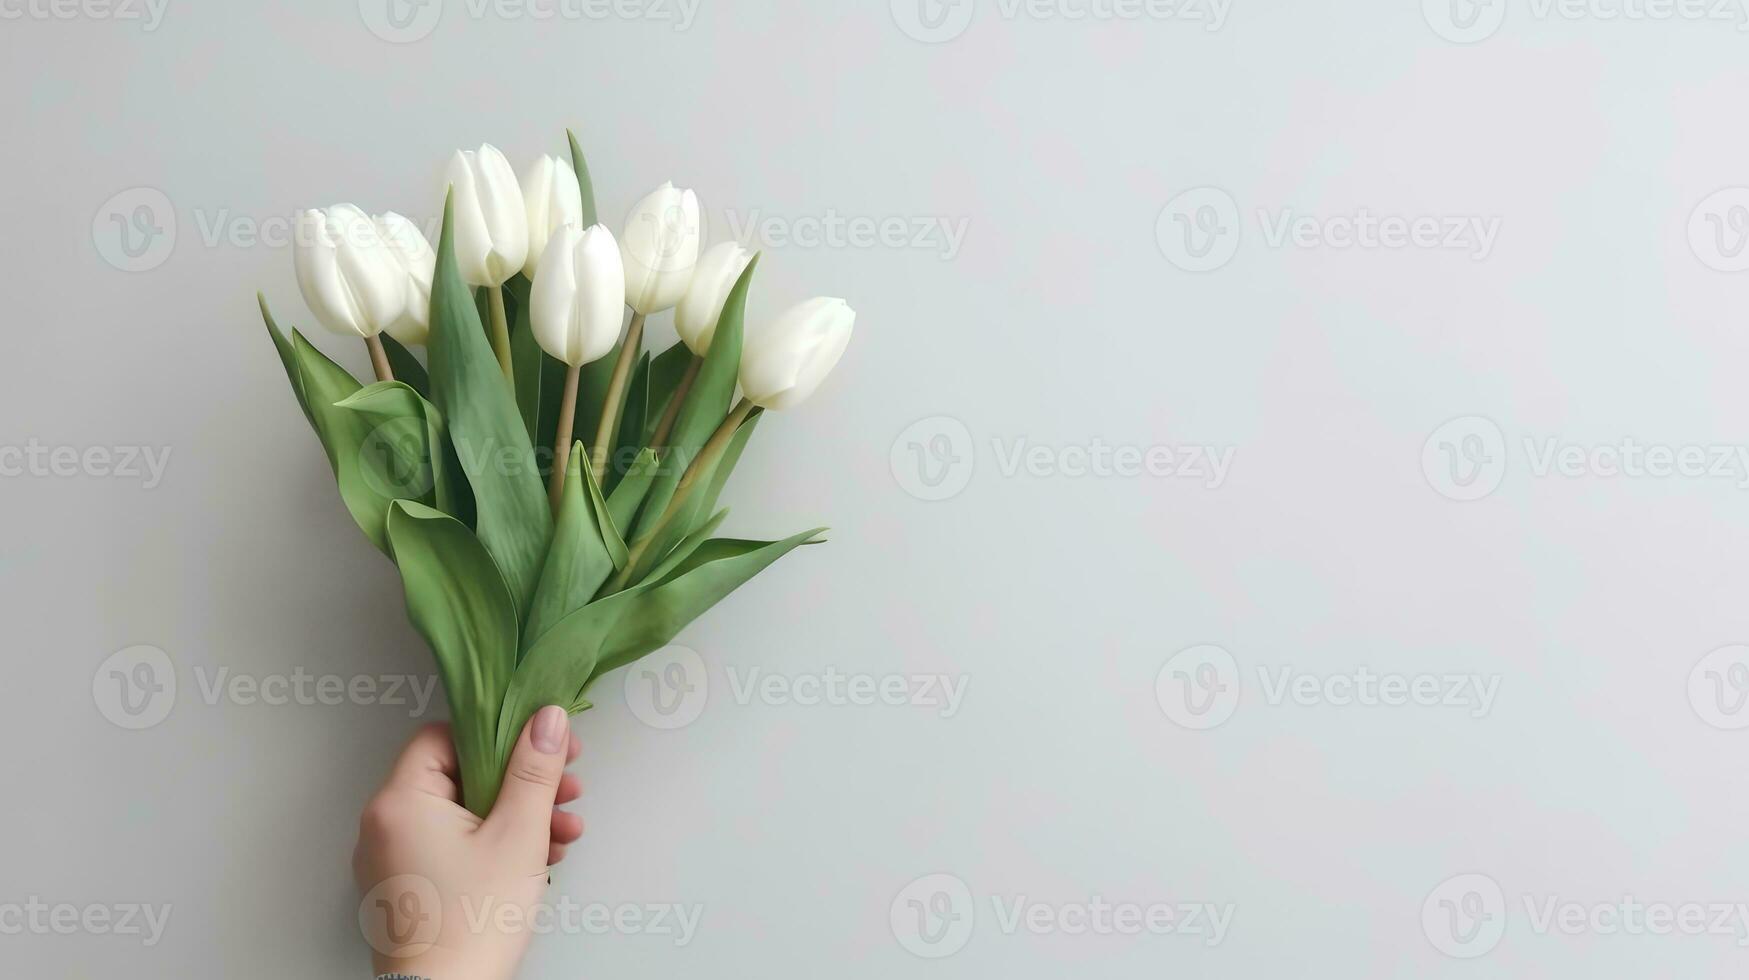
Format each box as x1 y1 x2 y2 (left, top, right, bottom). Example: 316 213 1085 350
257 131 853 815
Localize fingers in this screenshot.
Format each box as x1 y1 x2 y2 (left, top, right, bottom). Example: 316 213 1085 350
555 774 582 806
484 706 571 841
552 808 584 845
385 723 461 803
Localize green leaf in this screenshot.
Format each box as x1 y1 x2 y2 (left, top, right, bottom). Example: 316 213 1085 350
592 527 825 681
522 444 617 655
632 256 758 544
258 294 312 426
385 500 517 817
289 331 399 552
609 353 651 490
699 409 761 527
427 191 554 619
606 448 659 535
507 276 542 448
498 524 820 776
567 128 598 227
642 342 697 444
379 334 430 399
335 381 466 520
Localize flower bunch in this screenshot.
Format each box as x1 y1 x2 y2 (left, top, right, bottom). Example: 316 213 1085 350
259 130 852 814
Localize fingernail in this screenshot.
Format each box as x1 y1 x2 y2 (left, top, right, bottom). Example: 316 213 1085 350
532 705 567 754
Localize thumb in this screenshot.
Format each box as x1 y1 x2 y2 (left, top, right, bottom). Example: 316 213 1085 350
485 705 570 840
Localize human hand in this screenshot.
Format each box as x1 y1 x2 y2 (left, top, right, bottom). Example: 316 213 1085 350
353 706 585 980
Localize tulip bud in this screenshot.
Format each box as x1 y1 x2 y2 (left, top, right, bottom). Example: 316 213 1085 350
620 181 701 315
529 224 626 368
445 143 528 287
521 154 583 278
674 242 755 356
374 211 436 346
739 298 855 410
292 204 407 339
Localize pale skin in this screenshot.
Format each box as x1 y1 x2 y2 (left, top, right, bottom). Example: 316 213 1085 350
354 706 584 980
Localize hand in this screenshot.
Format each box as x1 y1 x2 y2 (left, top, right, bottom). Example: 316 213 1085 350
353 706 585 980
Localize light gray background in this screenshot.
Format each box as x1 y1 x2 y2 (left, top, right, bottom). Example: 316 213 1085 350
5 0 1749 976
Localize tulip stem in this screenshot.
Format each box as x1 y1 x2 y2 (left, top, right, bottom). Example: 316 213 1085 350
364 335 394 384
649 356 702 450
486 286 514 383
607 396 755 593
591 311 644 477
547 364 582 512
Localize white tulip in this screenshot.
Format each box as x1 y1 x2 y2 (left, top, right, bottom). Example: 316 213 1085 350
374 211 436 346
674 242 755 356
620 181 701 315
529 224 625 368
445 143 528 287
739 298 855 410
292 204 406 339
521 154 583 278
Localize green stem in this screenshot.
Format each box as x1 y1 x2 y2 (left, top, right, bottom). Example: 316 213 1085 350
591 311 644 477
487 285 514 383
607 396 755 593
649 355 701 451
